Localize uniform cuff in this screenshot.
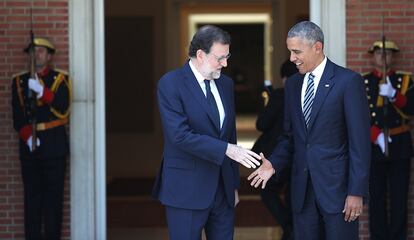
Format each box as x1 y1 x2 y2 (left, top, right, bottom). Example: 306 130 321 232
19 125 33 142
370 125 381 143
40 87 54 104
393 92 407 108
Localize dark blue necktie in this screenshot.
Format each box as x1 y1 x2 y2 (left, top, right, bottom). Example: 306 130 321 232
303 73 315 129
204 80 220 129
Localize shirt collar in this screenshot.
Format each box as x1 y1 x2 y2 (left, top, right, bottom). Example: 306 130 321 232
189 59 206 85
308 55 327 79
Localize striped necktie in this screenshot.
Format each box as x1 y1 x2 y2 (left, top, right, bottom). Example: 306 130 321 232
303 73 315 129
204 80 220 129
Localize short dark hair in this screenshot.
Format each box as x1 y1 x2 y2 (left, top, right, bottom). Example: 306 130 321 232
280 59 298 78
287 21 324 47
188 25 231 57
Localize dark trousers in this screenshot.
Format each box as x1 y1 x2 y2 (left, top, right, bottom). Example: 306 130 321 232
260 180 292 240
20 156 66 240
165 177 234 240
369 157 411 240
293 179 359 240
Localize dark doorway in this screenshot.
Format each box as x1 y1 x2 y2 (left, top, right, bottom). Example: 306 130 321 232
198 23 265 114
105 16 155 133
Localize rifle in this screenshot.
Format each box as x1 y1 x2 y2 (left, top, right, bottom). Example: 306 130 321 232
381 15 389 157
28 7 37 151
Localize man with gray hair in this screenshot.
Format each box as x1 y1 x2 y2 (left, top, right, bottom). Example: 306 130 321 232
248 21 371 239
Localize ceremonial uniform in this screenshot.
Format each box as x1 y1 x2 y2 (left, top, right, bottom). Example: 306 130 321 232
363 40 414 240
11 38 71 240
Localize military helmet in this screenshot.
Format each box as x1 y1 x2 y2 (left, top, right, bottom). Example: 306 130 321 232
368 40 399 53
24 37 56 54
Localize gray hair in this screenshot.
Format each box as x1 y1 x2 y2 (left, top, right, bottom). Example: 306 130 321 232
287 21 324 47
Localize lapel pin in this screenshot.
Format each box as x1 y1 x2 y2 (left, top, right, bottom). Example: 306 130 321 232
325 84 330 87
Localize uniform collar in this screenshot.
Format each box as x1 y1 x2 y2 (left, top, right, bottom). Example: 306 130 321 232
372 68 395 78
37 65 51 78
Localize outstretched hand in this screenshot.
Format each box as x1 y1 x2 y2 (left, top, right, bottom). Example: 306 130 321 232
247 153 275 189
226 144 261 169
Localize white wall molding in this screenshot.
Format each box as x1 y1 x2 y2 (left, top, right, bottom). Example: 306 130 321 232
310 0 346 67
69 0 106 238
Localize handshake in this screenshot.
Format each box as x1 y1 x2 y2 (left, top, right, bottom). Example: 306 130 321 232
225 144 275 189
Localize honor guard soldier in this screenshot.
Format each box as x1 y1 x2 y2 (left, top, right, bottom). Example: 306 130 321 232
363 40 414 240
11 37 71 240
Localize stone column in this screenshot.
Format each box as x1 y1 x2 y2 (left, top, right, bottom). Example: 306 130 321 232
69 0 106 239
310 0 346 67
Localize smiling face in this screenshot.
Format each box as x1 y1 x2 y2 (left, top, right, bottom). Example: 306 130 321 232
286 36 324 74
196 42 230 80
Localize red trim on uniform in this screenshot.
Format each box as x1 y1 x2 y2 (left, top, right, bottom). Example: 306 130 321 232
372 68 395 78
393 91 406 108
19 125 33 142
371 125 381 143
40 87 54 104
37 66 50 78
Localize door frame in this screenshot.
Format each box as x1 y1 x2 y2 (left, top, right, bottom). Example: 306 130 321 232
68 0 345 238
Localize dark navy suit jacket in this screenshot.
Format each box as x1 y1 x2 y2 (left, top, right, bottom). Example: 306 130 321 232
270 59 371 214
152 61 239 210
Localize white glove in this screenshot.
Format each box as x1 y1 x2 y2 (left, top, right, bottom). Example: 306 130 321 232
28 75 44 99
375 132 392 153
26 136 40 152
379 76 396 99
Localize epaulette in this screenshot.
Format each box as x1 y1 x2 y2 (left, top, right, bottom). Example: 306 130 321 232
396 70 412 76
54 68 69 76
12 70 29 79
361 72 370 77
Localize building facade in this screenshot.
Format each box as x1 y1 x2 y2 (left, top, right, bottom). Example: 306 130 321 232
0 0 413 239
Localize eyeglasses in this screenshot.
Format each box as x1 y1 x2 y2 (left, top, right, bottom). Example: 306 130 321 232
209 52 231 63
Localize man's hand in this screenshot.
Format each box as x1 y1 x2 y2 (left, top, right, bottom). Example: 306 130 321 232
247 153 275 189
26 136 40 152
226 144 261 168
379 76 396 99
234 190 239 207
28 75 44 99
342 195 363 222
375 132 392 153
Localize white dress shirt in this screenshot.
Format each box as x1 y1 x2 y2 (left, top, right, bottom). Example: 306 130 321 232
301 56 327 110
189 60 225 128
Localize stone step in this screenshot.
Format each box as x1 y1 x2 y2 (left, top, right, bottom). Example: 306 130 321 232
107 178 278 228
107 195 277 228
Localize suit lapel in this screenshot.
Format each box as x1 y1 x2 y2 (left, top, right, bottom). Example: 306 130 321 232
292 74 307 139
307 59 335 131
182 62 221 132
215 78 229 137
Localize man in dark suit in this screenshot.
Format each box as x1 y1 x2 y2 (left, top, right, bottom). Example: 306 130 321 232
363 40 414 240
152 25 261 240
11 37 71 240
248 21 371 239
252 59 298 240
